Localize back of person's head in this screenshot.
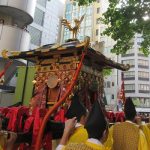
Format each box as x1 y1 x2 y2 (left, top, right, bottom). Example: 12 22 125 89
124 97 136 121
85 100 108 140
65 93 87 122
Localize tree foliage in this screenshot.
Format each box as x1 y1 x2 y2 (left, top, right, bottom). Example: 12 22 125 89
72 0 96 6
101 0 150 55
102 69 112 76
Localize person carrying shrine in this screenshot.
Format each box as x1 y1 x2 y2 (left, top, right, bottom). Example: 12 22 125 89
64 93 89 144
46 93 88 149
56 99 108 150
104 97 148 150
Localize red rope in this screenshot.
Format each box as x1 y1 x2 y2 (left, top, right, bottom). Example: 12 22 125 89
35 52 86 150
0 60 13 78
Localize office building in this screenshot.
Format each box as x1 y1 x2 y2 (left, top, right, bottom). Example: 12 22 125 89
119 35 150 107
28 0 66 49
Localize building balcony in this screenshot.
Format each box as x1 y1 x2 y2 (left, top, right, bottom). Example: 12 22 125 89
138 65 149 69
0 0 36 25
124 77 135 80
138 77 149 81
139 90 150 94
0 24 30 52
125 90 135 93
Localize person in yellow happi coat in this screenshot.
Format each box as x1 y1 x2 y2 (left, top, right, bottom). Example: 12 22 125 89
64 93 88 144
104 97 148 150
140 123 150 148
56 100 108 150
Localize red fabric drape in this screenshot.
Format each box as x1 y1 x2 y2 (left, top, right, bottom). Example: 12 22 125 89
119 72 126 104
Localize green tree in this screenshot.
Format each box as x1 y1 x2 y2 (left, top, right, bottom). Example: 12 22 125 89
101 0 150 55
72 0 96 6
102 69 112 76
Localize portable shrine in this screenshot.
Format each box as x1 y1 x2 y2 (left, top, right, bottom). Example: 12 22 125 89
0 13 130 150
1 36 130 149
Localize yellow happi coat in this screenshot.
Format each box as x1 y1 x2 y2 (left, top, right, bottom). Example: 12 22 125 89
67 123 88 144
65 139 106 150
104 121 148 150
140 123 150 148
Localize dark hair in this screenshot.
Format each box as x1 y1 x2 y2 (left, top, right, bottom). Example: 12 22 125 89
87 121 107 139
124 97 136 121
65 93 87 122
76 109 87 122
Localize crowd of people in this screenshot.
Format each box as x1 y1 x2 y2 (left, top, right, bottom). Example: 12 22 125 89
55 96 150 150
0 94 150 150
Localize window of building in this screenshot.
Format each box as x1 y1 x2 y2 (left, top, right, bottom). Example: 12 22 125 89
86 17 92 26
79 8 86 17
37 0 47 7
138 71 149 78
85 27 91 37
112 94 114 99
139 84 150 91
34 8 45 26
107 81 111 88
138 59 149 67
73 12 78 18
65 14 72 21
124 71 135 78
79 28 84 35
96 18 100 24
122 59 135 67
96 29 99 36
66 3 72 12
125 84 135 91
87 6 92 15
136 37 143 45
28 26 42 46
97 7 100 13
104 82 106 88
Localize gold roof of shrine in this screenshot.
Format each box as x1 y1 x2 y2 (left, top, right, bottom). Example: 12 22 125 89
1 38 130 71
